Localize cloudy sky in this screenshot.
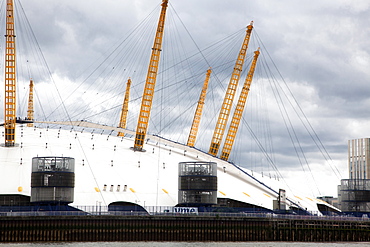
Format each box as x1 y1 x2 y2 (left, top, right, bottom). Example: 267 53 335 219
2 0 370 197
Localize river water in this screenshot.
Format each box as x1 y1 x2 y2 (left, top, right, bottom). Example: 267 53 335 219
1 242 370 247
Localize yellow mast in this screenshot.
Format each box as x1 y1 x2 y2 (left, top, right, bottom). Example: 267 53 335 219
134 0 168 151
4 0 17 147
220 48 260 161
187 68 212 147
208 22 253 156
27 79 34 127
118 78 131 136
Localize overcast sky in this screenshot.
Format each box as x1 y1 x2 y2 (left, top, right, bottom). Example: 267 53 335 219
2 0 370 197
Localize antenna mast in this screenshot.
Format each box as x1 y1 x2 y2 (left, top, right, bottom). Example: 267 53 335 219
220 48 260 161
187 68 212 147
208 22 253 156
133 0 169 151
4 0 17 147
27 79 34 127
118 78 131 136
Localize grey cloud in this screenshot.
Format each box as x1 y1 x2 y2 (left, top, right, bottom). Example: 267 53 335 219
8 0 370 197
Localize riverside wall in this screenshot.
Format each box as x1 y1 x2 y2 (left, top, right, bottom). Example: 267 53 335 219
1 215 370 242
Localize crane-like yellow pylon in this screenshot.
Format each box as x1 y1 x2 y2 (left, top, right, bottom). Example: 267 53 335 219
208 22 254 156
187 68 212 147
118 78 132 136
220 48 260 161
27 79 34 127
134 0 168 151
4 0 17 147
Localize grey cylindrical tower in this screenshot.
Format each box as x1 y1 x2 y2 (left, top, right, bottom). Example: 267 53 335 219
31 157 75 204
178 161 217 206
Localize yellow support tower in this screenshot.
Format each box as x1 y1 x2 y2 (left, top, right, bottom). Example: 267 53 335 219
187 68 212 147
134 0 168 151
220 48 260 161
4 0 17 147
208 22 253 156
27 79 34 127
118 78 132 136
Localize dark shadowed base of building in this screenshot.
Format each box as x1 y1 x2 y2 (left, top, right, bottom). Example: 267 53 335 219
1 215 370 242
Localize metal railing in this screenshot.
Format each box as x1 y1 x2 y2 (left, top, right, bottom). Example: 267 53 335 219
1 205 370 221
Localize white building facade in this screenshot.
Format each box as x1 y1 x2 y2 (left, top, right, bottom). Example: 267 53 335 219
338 138 370 213
348 138 370 179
